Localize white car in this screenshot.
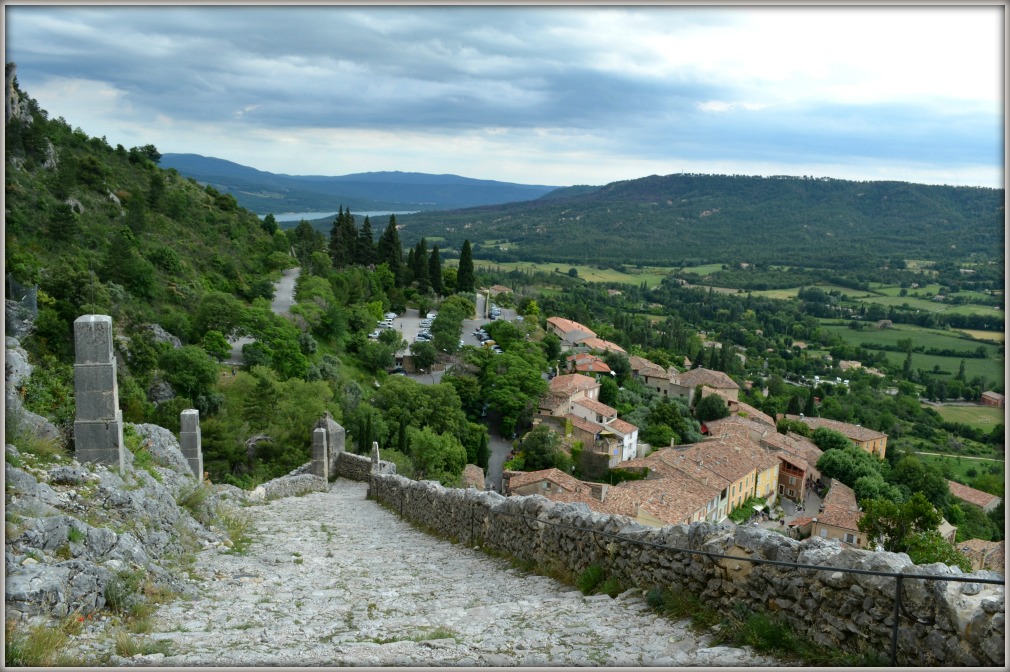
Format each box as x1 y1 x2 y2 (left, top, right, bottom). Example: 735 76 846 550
368 330 381 339
384 312 397 320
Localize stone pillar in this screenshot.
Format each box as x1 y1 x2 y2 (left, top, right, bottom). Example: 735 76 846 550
311 427 329 479
179 409 203 479
371 441 380 473
73 315 125 473
317 412 345 480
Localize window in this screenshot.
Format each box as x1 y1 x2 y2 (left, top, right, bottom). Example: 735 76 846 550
820 529 828 538
787 489 794 497
789 476 796 486
844 533 857 544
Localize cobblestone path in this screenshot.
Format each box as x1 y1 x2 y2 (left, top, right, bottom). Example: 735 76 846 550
119 480 781 666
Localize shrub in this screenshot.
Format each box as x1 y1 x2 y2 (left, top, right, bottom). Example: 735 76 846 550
577 564 605 594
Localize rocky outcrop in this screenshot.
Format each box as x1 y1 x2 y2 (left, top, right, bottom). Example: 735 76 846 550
5 62 30 125
5 338 61 441
143 323 182 349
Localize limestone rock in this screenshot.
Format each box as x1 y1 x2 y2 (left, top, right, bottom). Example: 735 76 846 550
143 323 182 349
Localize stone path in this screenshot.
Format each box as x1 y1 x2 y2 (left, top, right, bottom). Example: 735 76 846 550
113 480 782 666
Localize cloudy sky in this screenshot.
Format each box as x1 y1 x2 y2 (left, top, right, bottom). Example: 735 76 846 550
4 4 1004 188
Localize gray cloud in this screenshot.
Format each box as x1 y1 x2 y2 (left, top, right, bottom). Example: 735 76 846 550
5 6 1002 187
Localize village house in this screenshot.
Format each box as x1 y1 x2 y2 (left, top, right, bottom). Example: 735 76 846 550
807 481 865 547
701 388 775 428
565 352 613 376
957 539 1005 574
669 367 740 404
947 479 1002 513
488 284 512 296
624 434 779 521
536 373 639 464
545 316 596 350
572 336 627 355
615 448 729 524
784 415 888 459
502 466 723 528
980 390 1005 408
506 467 585 497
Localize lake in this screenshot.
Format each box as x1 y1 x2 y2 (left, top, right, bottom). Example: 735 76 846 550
267 210 419 222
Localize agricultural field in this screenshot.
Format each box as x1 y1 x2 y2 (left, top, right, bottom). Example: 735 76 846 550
822 322 1004 382
927 404 1007 432
469 259 676 287
957 329 1005 343
678 263 725 276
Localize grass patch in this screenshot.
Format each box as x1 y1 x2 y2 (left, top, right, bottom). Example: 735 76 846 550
4 411 69 465
113 630 174 658
68 525 86 544
123 426 162 483
176 482 213 524
219 505 255 554
4 616 82 666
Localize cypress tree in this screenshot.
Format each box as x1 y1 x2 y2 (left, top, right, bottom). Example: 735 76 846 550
413 238 429 292
429 245 443 295
357 215 375 265
457 239 474 293
377 215 403 284
804 387 817 417
329 206 348 267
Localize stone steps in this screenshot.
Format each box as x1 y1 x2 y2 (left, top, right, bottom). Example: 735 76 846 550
109 479 781 666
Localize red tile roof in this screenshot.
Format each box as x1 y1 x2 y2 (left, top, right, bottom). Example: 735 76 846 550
784 415 886 443
550 374 600 397
607 417 638 435
576 337 626 354
957 539 1005 574
816 481 861 532
572 397 618 418
508 467 584 493
947 480 1002 509
563 413 605 436
675 367 740 391
546 316 596 339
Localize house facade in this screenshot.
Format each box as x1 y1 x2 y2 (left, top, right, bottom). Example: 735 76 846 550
981 391 1005 408
785 415 888 459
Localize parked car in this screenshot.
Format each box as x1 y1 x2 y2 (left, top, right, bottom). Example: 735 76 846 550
384 312 397 320
368 330 381 339
388 365 406 375
420 319 433 328
415 334 431 342
426 312 438 319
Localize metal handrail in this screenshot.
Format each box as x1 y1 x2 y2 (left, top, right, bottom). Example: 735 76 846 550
462 498 1004 665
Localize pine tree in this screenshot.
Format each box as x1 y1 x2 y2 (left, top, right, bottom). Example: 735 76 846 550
429 245 443 295
457 239 474 293
49 202 79 241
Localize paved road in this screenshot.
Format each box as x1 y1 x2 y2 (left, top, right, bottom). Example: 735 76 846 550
225 266 300 365
104 480 777 667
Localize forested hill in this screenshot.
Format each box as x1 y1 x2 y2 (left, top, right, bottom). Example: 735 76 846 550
396 174 1005 270
160 153 560 214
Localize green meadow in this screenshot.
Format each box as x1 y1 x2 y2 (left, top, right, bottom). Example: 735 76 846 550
468 259 676 288
927 404 1006 432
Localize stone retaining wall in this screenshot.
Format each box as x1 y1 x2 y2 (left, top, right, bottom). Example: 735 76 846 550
334 451 396 482
363 472 1004 667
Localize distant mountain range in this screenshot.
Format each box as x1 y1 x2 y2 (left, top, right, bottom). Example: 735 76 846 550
394 174 1004 270
160 154 563 214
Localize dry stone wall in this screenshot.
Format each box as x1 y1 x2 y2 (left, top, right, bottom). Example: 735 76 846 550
361 471 1004 667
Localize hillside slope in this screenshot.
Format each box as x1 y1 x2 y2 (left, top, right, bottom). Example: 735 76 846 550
395 174 1005 269
160 153 562 214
